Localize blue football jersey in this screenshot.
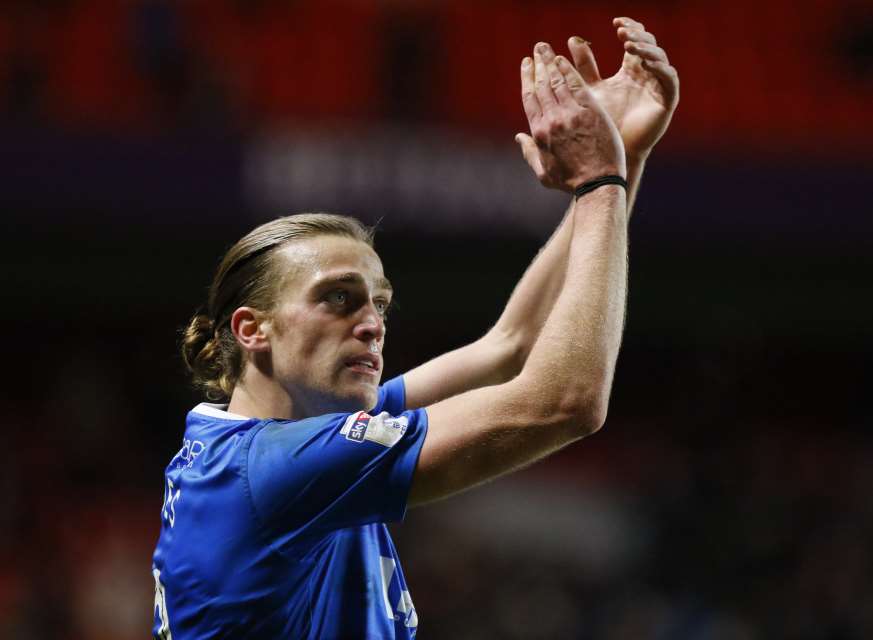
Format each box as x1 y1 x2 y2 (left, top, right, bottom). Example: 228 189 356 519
152 377 428 639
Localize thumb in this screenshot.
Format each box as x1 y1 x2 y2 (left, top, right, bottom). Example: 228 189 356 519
567 36 601 84
515 133 546 181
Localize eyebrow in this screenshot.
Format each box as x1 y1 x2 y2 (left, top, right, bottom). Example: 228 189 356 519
315 272 393 293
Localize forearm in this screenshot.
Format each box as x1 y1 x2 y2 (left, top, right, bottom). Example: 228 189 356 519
625 152 648 216
403 200 575 409
519 185 629 431
488 201 574 364
490 153 644 369
400 335 518 408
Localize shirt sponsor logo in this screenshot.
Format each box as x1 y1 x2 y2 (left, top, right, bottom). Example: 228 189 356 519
172 438 205 470
340 412 408 447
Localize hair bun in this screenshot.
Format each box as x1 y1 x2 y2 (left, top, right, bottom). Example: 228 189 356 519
181 313 227 399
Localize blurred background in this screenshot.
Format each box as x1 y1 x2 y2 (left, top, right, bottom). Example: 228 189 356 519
1 0 871 638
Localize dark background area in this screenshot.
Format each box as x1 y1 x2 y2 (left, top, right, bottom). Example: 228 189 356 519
1 1 871 638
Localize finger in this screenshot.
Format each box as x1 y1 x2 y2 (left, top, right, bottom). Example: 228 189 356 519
556 55 591 104
617 27 657 46
640 60 680 103
520 57 542 122
514 132 547 181
543 45 574 105
533 42 558 110
619 42 645 74
624 41 668 64
613 16 645 32
567 36 601 84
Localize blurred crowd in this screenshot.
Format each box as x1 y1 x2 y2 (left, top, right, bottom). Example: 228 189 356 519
1 0 872 148
399 426 873 639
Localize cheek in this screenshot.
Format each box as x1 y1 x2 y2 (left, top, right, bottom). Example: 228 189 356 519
272 314 336 360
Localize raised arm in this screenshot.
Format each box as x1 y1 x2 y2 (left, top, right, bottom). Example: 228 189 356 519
409 42 628 505
401 204 574 408
403 17 678 409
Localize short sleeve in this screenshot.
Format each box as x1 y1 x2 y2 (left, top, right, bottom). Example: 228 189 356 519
246 407 427 539
370 375 407 416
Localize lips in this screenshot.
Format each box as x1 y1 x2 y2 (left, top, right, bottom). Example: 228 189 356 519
344 353 381 373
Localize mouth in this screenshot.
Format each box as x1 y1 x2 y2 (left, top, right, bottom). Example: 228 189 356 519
344 353 381 377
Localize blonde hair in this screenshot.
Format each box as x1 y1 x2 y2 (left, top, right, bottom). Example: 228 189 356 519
181 213 374 400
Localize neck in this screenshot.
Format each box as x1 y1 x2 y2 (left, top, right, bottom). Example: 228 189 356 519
227 368 295 421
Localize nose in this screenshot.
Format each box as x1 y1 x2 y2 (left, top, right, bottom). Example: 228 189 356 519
352 302 385 342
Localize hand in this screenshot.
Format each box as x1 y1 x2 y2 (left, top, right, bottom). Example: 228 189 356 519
570 17 679 162
516 17 679 192
518 42 625 192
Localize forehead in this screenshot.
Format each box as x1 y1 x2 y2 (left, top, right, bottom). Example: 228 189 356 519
275 235 387 292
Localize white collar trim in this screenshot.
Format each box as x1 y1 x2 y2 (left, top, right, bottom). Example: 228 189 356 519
192 403 251 421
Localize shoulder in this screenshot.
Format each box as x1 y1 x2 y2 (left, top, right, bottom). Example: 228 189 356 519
372 375 407 415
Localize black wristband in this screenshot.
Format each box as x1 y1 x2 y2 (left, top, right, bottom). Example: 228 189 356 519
574 175 627 199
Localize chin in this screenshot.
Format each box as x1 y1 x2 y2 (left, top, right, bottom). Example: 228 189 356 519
352 387 379 413
328 386 378 415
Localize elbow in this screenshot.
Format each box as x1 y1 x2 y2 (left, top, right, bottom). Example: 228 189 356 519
512 371 611 439
484 327 529 382
557 387 610 439
581 400 608 436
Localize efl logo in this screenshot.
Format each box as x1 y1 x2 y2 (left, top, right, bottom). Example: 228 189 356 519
345 412 371 443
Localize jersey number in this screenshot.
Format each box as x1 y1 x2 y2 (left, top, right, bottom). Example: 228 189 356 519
153 568 173 639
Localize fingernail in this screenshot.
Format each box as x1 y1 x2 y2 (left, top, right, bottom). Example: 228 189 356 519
522 57 532 67
536 42 549 55
572 36 590 46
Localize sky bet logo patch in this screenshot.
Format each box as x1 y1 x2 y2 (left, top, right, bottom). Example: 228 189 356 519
341 412 408 447
345 413 370 442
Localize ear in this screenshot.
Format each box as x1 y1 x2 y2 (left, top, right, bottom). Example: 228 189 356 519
230 307 271 353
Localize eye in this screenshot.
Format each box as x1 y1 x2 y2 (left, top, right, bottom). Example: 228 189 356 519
325 290 348 306
374 298 392 318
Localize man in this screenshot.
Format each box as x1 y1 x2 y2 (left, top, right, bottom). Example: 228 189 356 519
153 17 678 638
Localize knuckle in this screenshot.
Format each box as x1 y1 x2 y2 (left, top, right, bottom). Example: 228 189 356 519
549 118 567 133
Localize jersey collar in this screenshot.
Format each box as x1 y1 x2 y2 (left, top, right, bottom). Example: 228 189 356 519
191 403 251 421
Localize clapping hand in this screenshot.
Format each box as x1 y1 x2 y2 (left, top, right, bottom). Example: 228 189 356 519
518 42 625 193
518 17 679 191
